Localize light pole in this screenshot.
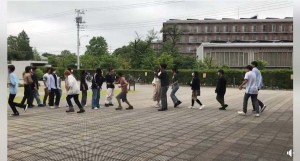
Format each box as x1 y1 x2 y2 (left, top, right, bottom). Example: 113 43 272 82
77 35 89 69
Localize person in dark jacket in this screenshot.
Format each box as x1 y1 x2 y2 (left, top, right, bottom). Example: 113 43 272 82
80 70 88 107
215 69 228 110
91 68 105 109
188 71 205 109
158 63 169 111
31 67 44 107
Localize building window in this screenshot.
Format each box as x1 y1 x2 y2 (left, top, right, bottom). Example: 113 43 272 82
264 35 268 40
251 25 257 32
241 25 245 32
262 25 267 32
204 26 208 33
272 24 277 32
224 25 228 32
241 36 244 40
244 26 248 32
282 25 285 32
216 26 220 32
232 26 237 32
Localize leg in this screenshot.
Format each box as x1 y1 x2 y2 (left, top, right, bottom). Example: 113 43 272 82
81 90 87 106
257 99 264 108
216 94 225 107
73 94 84 110
8 94 19 114
49 89 55 106
251 94 260 114
170 85 179 104
66 95 74 110
196 99 202 106
43 88 49 105
54 89 61 106
27 86 34 106
21 86 26 105
97 89 100 108
33 89 42 105
243 93 251 113
160 86 168 110
91 89 97 108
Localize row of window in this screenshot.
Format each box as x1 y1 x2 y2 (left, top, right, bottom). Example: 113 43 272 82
177 24 293 33
183 34 293 43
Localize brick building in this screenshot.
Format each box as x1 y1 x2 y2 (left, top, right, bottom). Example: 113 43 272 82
156 17 293 55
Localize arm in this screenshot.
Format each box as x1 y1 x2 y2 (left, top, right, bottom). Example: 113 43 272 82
239 79 248 90
9 74 17 87
47 76 51 90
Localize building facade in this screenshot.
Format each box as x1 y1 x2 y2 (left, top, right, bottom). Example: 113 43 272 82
196 43 293 68
160 17 293 55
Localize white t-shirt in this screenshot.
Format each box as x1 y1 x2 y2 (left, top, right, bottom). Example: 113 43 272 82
67 75 80 95
43 73 49 87
244 71 258 94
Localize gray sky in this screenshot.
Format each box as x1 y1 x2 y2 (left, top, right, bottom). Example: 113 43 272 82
7 0 293 55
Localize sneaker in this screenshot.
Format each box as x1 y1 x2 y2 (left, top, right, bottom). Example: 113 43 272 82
10 113 19 117
255 114 260 117
261 105 267 113
199 105 205 110
55 105 60 108
158 108 167 111
24 104 28 112
155 103 160 108
66 109 75 113
93 107 99 110
77 109 85 113
49 106 55 109
109 103 114 106
188 106 194 109
84 105 88 107
219 107 226 110
238 111 246 115
38 104 45 107
224 104 228 108
115 107 122 110
174 101 182 108
126 106 133 110
105 104 110 107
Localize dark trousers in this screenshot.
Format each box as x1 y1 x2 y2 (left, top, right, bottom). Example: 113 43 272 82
67 94 83 110
252 95 264 110
8 94 25 114
216 94 225 107
160 86 169 110
243 93 259 114
43 88 49 105
21 85 33 106
81 90 87 106
49 88 61 106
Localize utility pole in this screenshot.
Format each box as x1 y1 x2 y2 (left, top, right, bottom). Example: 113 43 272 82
75 9 85 70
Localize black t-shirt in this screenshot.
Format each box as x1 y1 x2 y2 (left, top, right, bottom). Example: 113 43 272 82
105 74 115 89
158 71 169 87
91 73 105 89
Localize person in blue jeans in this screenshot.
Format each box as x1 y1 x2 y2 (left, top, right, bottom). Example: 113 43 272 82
170 68 182 108
91 68 105 110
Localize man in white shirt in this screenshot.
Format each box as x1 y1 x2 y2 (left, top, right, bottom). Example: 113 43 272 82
47 68 61 108
43 68 50 106
238 65 260 117
251 61 267 112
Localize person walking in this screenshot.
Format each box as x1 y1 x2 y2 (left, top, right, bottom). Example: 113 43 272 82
80 70 88 107
104 68 115 107
215 69 228 110
91 68 105 110
21 66 34 108
158 63 169 111
31 66 44 107
64 70 85 113
8 65 28 116
152 71 161 108
115 72 133 110
238 65 260 117
43 67 50 106
47 68 61 109
251 61 267 112
170 68 182 108
188 71 205 109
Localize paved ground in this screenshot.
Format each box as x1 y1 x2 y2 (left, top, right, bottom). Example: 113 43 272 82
8 85 293 161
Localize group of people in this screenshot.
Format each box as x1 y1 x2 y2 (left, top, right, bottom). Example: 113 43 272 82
152 61 266 117
8 60 267 117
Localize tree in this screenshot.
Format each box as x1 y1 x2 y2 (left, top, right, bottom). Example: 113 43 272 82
85 36 109 56
160 24 185 55
156 52 174 69
17 30 33 60
57 50 77 68
33 47 41 61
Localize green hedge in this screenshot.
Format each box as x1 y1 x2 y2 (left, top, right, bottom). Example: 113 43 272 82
37 67 293 89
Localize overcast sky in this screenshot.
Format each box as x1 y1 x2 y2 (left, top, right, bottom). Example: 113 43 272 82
7 0 293 55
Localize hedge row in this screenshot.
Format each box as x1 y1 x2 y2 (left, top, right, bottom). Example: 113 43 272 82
37 67 293 89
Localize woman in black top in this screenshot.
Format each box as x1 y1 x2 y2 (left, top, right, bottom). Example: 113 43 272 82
91 68 105 109
80 70 88 107
188 71 205 109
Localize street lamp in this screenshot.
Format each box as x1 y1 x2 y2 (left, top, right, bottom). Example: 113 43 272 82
77 35 89 69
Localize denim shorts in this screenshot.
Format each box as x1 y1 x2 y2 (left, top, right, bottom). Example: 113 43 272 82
116 92 127 102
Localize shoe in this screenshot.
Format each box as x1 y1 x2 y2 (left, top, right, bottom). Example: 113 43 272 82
188 106 194 109
238 111 246 116
93 107 99 110
24 104 28 112
115 107 122 110
261 105 267 113
84 105 88 107
66 109 75 113
77 109 85 113
10 113 19 116
223 104 228 108
155 103 160 108
38 104 45 107
126 106 133 110
49 106 55 109
219 107 226 110
199 105 205 110
255 114 260 117
105 104 110 107
55 105 60 108
158 108 167 111
174 101 182 108
109 103 114 106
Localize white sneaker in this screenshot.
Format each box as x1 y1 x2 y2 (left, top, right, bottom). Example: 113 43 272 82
188 106 194 109
49 106 55 109
155 103 160 108
93 107 99 110
84 105 88 107
255 114 260 117
199 105 205 110
238 111 246 115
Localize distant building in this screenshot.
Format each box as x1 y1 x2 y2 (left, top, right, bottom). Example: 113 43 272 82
196 42 293 68
10 61 50 80
159 17 293 55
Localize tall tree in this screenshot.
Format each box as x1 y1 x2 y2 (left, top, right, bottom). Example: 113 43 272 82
160 24 185 55
85 36 109 56
33 47 41 61
17 30 34 60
